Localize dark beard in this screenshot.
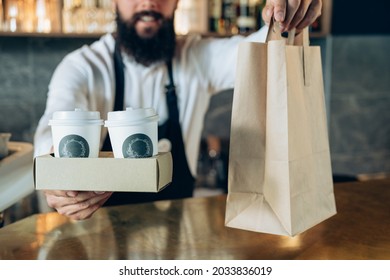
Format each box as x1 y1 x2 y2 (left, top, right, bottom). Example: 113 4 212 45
115 10 176 66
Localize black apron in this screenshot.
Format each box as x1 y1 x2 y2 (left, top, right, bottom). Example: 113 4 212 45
102 43 195 206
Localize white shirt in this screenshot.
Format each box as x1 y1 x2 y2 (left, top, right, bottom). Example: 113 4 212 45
34 27 267 176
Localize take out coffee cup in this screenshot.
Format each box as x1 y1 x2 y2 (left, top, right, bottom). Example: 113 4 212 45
104 107 159 158
49 109 103 158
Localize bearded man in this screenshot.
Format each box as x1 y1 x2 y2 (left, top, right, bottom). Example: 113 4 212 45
34 0 323 220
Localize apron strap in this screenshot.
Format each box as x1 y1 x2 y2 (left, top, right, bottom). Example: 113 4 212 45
164 60 180 124
101 43 125 151
104 42 194 206
113 43 125 111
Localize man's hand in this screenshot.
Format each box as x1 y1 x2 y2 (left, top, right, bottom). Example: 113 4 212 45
262 0 322 32
44 190 113 220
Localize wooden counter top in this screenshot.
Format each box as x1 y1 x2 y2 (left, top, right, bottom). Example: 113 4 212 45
1 179 389 260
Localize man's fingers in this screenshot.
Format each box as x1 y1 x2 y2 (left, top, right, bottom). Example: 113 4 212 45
282 0 303 30
262 4 273 25
54 192 112 220
58 204 100 220
262 0 322 31
44 190 78 198
296 0 322 30
45 191 111 210
262 0 287 25
271 0 287 22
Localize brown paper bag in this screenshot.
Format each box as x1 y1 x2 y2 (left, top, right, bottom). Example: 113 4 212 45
225 23 337 236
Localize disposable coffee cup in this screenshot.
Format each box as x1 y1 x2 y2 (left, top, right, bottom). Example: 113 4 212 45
49 109 103 158
105 107 159 158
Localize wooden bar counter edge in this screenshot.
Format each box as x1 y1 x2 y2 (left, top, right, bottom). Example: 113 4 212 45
0 179 389 260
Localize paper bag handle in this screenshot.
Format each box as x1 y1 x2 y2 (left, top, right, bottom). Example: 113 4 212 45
287 27 311 86
266 18 311 86
266 18 310 46
266 18 282 42
288 28 310 47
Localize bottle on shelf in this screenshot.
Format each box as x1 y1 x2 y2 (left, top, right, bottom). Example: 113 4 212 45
1 0 61 33
35 0 51 32
0 0 3 31
82 0 99 33
97 0 116 33
3 0 23 32
62 0 79 33
255 0 266 30
62 0 115 34
208 0 223 34
221 0 238 34
174 0 208 35
236 0 257 34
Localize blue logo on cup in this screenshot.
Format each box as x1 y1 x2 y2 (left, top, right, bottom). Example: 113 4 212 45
59 134 89 158
122 133 153 158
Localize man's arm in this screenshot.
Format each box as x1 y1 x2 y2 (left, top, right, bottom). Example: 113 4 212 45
35 52 112 220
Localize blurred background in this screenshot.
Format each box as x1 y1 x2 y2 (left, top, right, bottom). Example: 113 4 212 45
0 0 389 226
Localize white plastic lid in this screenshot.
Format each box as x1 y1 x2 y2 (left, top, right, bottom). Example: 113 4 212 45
105 107 159 127
49 109 103 126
